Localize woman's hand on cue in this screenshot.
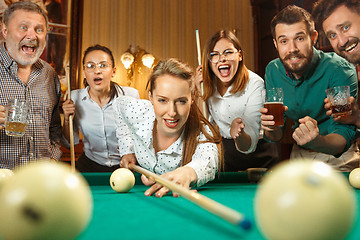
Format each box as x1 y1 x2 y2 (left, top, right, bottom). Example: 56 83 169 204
120 154 137 168
142 166 198 198
62 99 75 122
194 65 203 94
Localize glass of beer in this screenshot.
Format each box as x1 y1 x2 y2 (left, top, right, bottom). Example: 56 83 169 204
264 88 284 126
5 99 29 137
325 86 352 117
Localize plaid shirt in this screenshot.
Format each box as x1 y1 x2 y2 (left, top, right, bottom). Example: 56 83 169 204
0 43 62 169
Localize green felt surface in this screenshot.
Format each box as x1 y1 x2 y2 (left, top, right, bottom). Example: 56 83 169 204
77 172 360 240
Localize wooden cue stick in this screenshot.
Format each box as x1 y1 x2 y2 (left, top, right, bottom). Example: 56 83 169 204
195 29 208 119
66 65 75 172
128 163 251 230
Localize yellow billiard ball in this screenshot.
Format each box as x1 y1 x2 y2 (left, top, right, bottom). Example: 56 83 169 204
110 168 135 193
0 161 93 240
0 168 14 188
255 160 357 240
349 168 360 189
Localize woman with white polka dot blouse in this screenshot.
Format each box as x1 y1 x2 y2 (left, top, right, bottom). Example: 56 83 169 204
114 58 223 198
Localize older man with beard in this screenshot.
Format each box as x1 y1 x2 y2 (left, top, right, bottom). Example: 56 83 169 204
260 5 359 171
0 1 62 169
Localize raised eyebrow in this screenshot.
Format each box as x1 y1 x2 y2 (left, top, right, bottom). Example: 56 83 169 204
277 35 287 41
327 22 351 36
155 94 168 100
35 24 45 29
325 29 336 38
211 48 234 54
277 31 305 40
19 22 45 29
176 97 189 102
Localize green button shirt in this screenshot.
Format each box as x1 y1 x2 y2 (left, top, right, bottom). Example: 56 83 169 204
265 47 357 153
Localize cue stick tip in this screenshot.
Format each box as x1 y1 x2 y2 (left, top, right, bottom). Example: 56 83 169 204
238 218 252 230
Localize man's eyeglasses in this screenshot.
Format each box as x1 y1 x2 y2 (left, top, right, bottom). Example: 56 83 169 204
84 62 112 72
208 49 239 64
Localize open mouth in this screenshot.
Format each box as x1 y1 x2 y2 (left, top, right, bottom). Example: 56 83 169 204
288 56 302 63
344 42 358 53
218 65 231 77
285 53 303 63
21 45 36 55
93 78 103 84
164 119 179 128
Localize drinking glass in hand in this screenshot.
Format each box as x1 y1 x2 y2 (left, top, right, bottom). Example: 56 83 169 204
5 99 29 137
325 86 352 117
264 88 284 127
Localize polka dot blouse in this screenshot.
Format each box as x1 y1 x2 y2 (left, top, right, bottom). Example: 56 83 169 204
114 96 219 186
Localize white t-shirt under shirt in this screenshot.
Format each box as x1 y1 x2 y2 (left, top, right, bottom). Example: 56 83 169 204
114 96 220 187
208 70 264 154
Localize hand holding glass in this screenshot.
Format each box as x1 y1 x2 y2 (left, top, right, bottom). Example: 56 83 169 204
264 88 284 126
5 99 29 137
325 86 352 117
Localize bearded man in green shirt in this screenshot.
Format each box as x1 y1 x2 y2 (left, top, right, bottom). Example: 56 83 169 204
313 0 360 130
260 5 359 171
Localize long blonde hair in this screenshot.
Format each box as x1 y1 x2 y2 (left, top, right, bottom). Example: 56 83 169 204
202 30 249 101
147 58 224 170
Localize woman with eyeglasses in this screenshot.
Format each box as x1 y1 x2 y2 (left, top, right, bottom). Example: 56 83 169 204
62 44 139 172
195 30 278 171
114 58 223 197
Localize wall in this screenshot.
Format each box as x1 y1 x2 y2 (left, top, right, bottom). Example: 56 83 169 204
82 0 255 98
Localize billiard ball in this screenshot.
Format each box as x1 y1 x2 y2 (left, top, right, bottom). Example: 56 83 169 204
110 168 135 193
0 168 14 188
255 160 356 240
0 161 93 240
349 168 360 189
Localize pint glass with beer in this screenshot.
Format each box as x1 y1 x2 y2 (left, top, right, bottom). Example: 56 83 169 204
264 88 284 126
5 99 29 137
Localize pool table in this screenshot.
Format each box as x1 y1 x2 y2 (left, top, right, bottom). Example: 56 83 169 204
77 172 360 240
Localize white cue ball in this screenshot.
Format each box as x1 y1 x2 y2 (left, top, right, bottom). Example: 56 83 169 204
349 168 360 189
0 161 93 240
0 168 14 188
255 160 357 240
110 168 135 193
